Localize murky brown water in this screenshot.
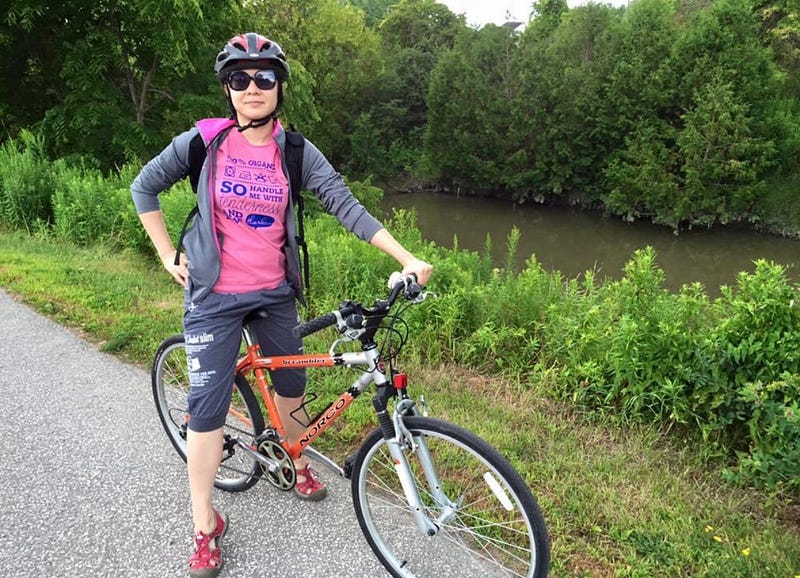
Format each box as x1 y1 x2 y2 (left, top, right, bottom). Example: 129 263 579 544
380 192 800 294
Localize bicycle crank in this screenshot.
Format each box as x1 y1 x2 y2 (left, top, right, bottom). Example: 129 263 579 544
231 433 296 491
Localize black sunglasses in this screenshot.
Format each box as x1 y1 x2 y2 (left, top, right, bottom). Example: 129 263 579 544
227 69 278 91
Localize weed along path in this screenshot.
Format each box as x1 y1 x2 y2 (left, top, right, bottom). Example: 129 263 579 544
0 289 386 578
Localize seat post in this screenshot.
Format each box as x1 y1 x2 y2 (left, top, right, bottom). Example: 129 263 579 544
241 308 269 349
242 325 258 348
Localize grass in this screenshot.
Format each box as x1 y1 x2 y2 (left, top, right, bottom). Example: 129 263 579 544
1 229 799 577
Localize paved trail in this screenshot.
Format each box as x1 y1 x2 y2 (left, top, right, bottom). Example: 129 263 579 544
0 289 387 577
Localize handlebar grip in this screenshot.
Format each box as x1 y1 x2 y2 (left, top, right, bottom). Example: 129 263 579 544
292 313 338 339
388 272 422 301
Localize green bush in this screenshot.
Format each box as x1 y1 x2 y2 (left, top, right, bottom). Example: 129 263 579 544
52 166 124 245
727 375 800 495
548 253 800 493
540 248 714 424
113 163 155 255
706 262 800 493
0 131 56 232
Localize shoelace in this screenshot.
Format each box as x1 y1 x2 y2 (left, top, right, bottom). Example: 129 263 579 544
190 532 219 567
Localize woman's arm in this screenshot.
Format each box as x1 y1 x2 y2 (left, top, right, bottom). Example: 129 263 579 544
370 228 432 286
138 210 189 286
131 129 197 286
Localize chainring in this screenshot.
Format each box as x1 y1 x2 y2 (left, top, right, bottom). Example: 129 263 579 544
256 435 296 491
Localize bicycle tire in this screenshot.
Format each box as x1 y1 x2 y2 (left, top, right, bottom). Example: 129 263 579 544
351 416 550 578
151 334 265 492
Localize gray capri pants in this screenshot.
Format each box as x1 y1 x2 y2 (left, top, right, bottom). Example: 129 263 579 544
183 283 305 433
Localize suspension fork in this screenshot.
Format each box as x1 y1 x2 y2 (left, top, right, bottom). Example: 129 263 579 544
374 394 456 536
395 399 459 523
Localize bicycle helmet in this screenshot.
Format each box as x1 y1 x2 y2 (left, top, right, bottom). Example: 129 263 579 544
215 33 290 81
215 33 290 131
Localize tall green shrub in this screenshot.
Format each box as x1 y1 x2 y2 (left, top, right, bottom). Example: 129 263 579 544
0 131 56 232
729 374 800 495
52 167 123 246
541 248 714 423
699 261 800 436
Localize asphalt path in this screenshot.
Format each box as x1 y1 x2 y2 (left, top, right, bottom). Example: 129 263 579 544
0 289 388 578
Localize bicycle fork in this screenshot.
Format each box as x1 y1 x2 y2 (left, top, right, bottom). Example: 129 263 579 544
378 399 458 537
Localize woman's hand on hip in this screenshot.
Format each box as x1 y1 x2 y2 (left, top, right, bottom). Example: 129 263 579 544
161 250 189 287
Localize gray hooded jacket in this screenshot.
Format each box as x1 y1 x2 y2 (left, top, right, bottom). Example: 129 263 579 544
131 120 384 305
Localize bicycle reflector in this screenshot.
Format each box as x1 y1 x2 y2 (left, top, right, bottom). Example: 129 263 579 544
393 373 408 390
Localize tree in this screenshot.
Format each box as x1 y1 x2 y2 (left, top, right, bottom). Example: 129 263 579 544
347 0 467 178
346 0 399 27
508 2 620 200
604 0 782 228
425 25 520 192
532 0 569 32
677 79 774 223
4 0 241 167
246 0 383 167
751 0 800 172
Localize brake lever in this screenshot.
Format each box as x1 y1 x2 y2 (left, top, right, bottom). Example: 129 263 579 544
410 290 435 304
387 272 433 303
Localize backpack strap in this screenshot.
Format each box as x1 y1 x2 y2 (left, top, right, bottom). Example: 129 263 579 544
187 133 206 194
176 132 214 266
285 130 309 290
174 205 199 266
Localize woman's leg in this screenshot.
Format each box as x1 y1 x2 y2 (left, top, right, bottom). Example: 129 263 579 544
249 291 318 475
184 292 249 531
273 393 310 467
273 392 326 500
187 428 224 533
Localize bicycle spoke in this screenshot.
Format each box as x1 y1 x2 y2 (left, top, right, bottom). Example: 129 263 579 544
353 417 548 578
152 336 264 492
441 522 533 571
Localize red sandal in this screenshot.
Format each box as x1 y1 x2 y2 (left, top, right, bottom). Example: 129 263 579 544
294 465 327 501
188 509 228 578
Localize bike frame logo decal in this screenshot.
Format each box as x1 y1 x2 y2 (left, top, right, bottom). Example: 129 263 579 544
281 357 329 366
299 395 352 447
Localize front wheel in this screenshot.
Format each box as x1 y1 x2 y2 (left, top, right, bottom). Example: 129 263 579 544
351 416 549 578
151 334 265 492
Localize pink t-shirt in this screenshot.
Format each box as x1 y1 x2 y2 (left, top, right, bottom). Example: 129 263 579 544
212 128 289 293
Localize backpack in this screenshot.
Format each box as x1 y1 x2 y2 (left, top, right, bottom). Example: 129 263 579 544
175 127 310 290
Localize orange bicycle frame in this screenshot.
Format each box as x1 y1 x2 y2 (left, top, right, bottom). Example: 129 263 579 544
233 326 386 460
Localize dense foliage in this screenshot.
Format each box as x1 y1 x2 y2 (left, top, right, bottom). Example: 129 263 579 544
2 0 800 228
0 136 798 498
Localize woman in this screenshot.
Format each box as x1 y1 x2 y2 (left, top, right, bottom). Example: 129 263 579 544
131 32 432 578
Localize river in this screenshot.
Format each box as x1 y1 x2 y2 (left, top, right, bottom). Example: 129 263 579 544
379 191 800 295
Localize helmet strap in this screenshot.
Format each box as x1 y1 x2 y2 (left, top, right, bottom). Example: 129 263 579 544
237 116 274 132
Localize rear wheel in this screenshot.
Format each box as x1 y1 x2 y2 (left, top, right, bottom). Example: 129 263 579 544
151 334 265 492
351 416 550 577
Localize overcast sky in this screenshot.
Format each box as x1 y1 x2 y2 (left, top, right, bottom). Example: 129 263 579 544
439 0 630 27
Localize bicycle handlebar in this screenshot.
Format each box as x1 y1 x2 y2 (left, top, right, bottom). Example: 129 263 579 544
291 273 424 339
292 312 339 339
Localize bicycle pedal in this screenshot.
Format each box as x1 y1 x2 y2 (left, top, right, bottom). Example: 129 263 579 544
343 451 360 479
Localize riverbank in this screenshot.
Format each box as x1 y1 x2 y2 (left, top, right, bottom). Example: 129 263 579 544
381 173 800 240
